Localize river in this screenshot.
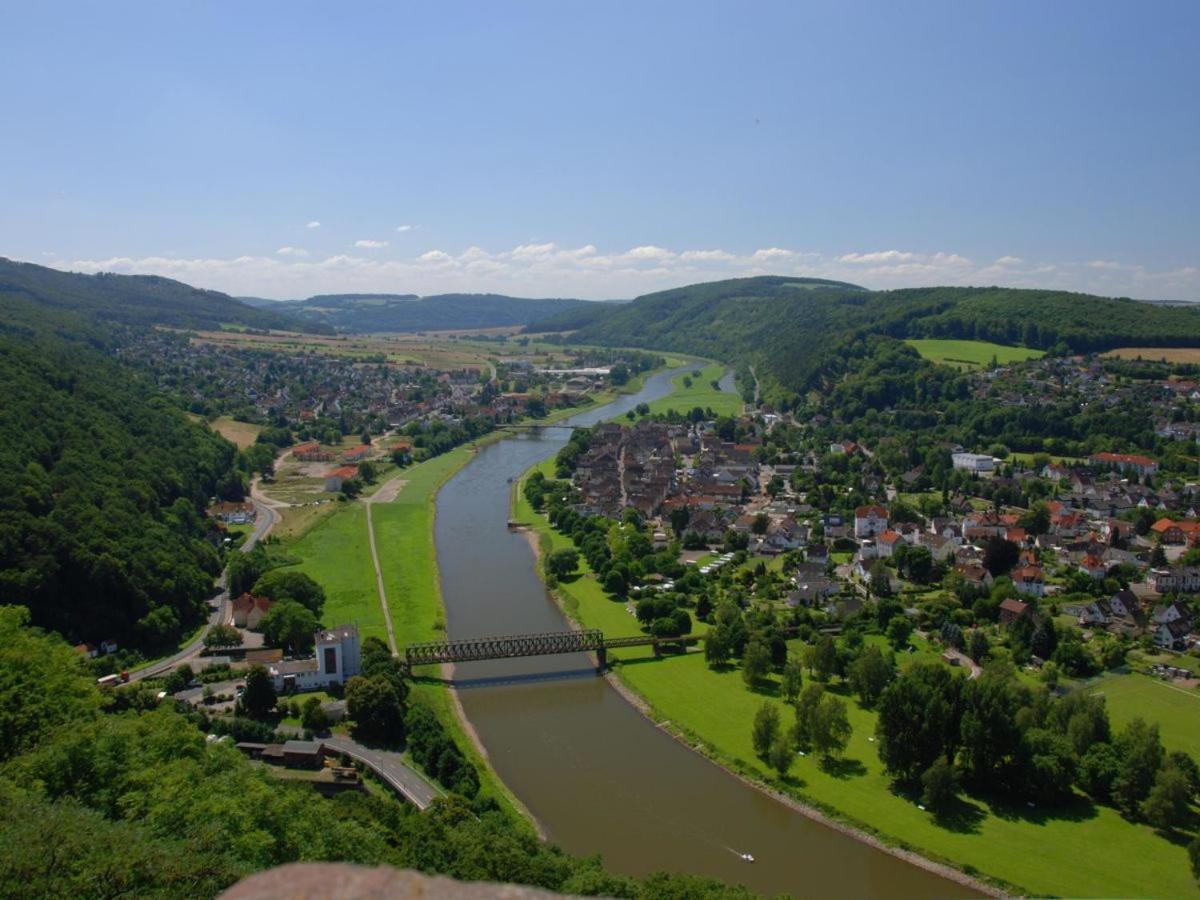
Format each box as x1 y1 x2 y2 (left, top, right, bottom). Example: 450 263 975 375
434 365 969 897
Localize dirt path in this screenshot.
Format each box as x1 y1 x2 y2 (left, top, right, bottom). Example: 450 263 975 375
364 501 399 655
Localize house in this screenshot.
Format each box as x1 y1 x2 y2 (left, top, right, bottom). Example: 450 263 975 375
209 500 257 525
952 452 995 473
1011 566 1046 598
876 530 904 558
1153 566 1200 594
999 597 1032 624
269 624 361 693
955 564 994 590
293 441 334 462
1079 555 1108 579
1150 518 1200 545
1089 452 1158 478
324 465 359 492
854 505 889 539
1154 619 1192 651
74 643 98 659
343 444 372 462
232 593 273 629
100 639 119 655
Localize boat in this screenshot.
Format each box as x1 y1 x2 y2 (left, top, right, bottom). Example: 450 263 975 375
740 852 755 863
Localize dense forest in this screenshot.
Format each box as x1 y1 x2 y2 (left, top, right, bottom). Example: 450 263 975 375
529 277 1200 407
0 294 239 647
264 292 616 332
0 606 751 898
0 257 323 332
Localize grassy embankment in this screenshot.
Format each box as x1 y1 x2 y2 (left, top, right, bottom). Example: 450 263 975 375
622 363 742 421
510 373 1198 898
905 338 1044 371
210 415 264 449
278 358 683 827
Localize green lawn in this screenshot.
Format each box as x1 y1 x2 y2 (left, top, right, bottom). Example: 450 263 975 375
905 339 1044 371
622 364 742 420
1084 671 1200 755
619 653 1198 899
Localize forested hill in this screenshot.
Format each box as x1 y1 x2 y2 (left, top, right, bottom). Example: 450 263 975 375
528 276 1200 404
0 292 239 649
267 291 612 332
0 258 325 333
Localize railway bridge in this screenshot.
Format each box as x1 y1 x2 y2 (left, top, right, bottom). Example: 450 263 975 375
402 628 698 674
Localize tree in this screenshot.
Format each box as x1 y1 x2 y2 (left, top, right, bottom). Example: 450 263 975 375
1031 618 1058 660
768 735 793 777
1190 836 1200 882
751 513 769 535
545 548 579 580
811 635 839 681
301 696 329 732
603 570 627 596
357 460 378 484
886 616 913 650
1113 718 1165 815
1079 743 1122 801
847 644 894 707
921 757 958 811
876 663 962 783
239 665 276 720
203 623 242 649
345 675 405 746
1141 763 1191 831
810 695 852 760
781 658 804 704
704 628 732 668
982 538 1020 577
967 629 990 664
251 570 326 616
742 637 772 687
751 702 780 759
792 683 825 749
259 600 318 654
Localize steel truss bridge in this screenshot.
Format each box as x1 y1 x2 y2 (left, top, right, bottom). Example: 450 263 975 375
402 628 698 673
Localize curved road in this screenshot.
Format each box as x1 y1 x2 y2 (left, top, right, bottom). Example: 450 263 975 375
130 497 279 682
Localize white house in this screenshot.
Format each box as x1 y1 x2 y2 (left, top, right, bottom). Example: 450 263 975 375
952 452 995 473
270 624 362 692
854 505 888 539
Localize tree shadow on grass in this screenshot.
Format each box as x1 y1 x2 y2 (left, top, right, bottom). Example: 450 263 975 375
983 788 1100 827
887 780 987 835
819 756 867 779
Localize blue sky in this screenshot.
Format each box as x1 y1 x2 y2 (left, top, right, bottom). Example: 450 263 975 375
2 1 1197 299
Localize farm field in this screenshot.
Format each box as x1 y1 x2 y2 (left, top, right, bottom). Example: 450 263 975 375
905 339 1044 370
1105 346 1200 363
210 415 263 448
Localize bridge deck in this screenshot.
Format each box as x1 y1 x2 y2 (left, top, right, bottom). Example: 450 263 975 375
403 628 697 669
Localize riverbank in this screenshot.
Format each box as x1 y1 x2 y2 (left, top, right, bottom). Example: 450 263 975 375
511 455 1199 898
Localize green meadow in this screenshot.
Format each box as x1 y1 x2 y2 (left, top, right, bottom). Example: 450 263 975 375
905 338 1044 370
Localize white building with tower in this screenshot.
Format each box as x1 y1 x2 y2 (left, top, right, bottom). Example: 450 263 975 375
269 623 361 692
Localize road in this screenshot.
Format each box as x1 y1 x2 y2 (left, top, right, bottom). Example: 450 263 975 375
129 497 279 682
322 734 442 810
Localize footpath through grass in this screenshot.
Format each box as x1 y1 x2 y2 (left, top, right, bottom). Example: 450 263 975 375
905 338 1044 370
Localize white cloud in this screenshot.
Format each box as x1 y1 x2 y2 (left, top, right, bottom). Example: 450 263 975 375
1087 259 1123 270
396 224 415 232
49 242 1200 302
355 239 389 249
306 220 321 229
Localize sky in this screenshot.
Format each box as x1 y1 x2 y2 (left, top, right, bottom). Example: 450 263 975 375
1 1 1197 301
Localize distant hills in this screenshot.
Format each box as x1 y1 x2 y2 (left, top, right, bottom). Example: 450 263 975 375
0 258 326 333
256 292 615 332
527 276 1200 404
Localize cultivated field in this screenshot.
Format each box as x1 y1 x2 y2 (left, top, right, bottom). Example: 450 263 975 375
1105 346 1200 363
905 339 1044 370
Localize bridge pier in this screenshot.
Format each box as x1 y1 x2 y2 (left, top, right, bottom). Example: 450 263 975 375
595 646 607 672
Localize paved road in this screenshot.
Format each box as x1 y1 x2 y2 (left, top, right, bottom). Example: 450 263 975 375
130 498 279 682
322 734 442 810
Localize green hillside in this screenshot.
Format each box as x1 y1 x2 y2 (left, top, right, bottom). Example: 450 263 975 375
0 293 239 649
274 291 614 332
0 258 325 333
530 277 1200 406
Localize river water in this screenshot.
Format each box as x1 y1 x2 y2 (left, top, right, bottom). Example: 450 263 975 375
434 366 969 897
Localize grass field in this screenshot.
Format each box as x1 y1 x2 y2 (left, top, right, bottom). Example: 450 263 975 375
905 339 1045 371
624 364 742 420
1105 346 1200 363
211 415 263 449
617 651 1197 898
1084 671 1200 754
